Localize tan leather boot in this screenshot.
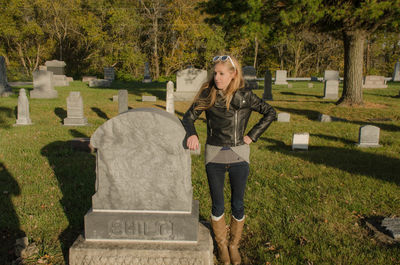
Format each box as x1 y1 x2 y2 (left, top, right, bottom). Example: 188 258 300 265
229 216 245 265
211 215 230 265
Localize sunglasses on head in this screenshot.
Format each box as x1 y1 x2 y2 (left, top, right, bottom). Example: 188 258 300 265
212 55 236 70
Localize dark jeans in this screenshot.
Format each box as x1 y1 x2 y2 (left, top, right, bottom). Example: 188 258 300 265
205 161 249 220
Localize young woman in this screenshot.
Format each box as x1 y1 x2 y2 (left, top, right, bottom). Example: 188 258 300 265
182 55 276 265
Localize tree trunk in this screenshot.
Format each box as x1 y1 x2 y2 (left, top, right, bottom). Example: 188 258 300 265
253 36 258 68
337 30 366 106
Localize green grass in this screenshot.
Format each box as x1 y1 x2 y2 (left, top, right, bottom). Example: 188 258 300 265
0 80 399 264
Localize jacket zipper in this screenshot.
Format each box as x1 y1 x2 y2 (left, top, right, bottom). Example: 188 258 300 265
234 110 238 146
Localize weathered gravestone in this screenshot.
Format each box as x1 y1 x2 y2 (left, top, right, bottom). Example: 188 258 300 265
15 89 32 125
242 66 258 90
143 62 152 83
89 79 111 88
277 112 290 122
287 83 293 88
69 108 213 264
308 83 313 88
45 60 69 86
292 133 309 150
104 67 115 81
64 92 88 126
112 95 118 102
275 70 288 85
263 70 273 100
82 76 97 82
142 95 157 102
166 81 175 114
357 125 380 147
175 68 208 101
323 80 339 99
0 56 12 96
381 217 400 240
363 76 387 89
392 60 400 82
30 70 58 98
318 114 333 122
118 89 128 114
324 70 339 81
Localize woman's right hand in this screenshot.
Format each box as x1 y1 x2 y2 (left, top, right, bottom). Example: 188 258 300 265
187 135 199 150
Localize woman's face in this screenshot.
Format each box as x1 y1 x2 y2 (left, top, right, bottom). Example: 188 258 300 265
213 62 236 91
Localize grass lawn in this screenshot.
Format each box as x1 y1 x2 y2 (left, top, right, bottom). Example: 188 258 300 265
0 80 399 264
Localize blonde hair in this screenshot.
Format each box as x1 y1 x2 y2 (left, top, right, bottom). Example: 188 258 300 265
193 55 244 110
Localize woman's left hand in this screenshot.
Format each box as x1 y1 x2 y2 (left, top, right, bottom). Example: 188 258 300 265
244 135 253 145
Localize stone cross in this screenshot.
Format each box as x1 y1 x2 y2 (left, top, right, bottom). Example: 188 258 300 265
64 92 88 126
357 125 380 147
323 80 339 99
263 70 273 100
0 56 12 96
30 70 58 98
175 68 207 101
166 81 175 114
275 70 288 85
277 112 290 122
15 89 32 125
292 133 309 150
143 62 152 83
118 89 128 114
393 60 400 82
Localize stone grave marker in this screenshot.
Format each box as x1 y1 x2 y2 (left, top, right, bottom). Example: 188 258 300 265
308 83 313 88
0 56 12 96
242 66 258 89
292 133 309 150
323 80 339 99
30 70 58 98
318 114 333 122
112 95 118 102
69 108 212 264
64 92 88 126
324 70 339 81
275 70 288 85
142 95 157 102
45 60 69 86
277 112 290 122
393 60 400 82
39 65 47 71
82 76 97 82
166 81 175 114
15 89 32 125
263 70 273 100
143 62 152 83
288 83 293 88
88 79 111 88
363 75 387 89
104 67 115 81
175 67 207 101
357 125 380 147
381 217 400 240
118 89 128 114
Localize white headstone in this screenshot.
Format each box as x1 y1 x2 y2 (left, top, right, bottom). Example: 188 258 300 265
292 133 309 150
30 70 58 98
363 75 387 89
275 70 288 85
393 61 400 82
45 60 69 86
318 114 332 122
118 89 128 114
64 92 88 126
277 112 290 122
288 83 293 88
82 76 97 82
175 68 208 101
357 125 380 147
112 95 118 102
15 89 32 125
142 95 157 102
166 81 175 114
308 83 313 88
323 80 339 99
324 70 339 81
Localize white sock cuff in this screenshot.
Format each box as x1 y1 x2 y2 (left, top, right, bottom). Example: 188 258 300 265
211 213 224 221
232 215 245 222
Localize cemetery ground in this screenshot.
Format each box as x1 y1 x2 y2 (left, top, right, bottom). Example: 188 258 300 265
0 80 399 265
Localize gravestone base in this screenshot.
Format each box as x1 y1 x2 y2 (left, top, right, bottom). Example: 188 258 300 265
142 78 152 83
53 75 69 86
15 118 32 126
174 91 197 102
69 223 214 265
30 89 58 98
64 117 88 126
356 143 381 148
275 81 288 85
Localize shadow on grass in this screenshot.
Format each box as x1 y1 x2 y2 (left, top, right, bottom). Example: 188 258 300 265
0 162 25 264
0 107 13 129
41 134 95 264
280 91 321 98
54 108 67 124
110 80 167 100
91 107 109 120
261 137 400 185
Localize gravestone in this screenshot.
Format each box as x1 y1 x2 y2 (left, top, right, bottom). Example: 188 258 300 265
363 76 387 89
318 114 333 122
288 83 293 88
15 89 32 125
142 95 157 102
0 56 12 96
30 70 58 98
166 81 175 114
69 108 212 264
393 61 400 82
82 76 97 82
143 62 152 83
242 66 258 90
64 92 88 126
308 83 313 88
324 70 339 81
118 89 128 114
104 67 115 81
88 79 111 88
175 68 208 101
45 60 69 86
275 70 288 85
39 65 47 71
112 95 118 102
323 80 339 99
357 125 380 147
277 112 290 122
381 217 400 240
292 133 309 150
263 70 273 100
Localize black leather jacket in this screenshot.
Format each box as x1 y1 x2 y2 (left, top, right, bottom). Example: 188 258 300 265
182 87 276 146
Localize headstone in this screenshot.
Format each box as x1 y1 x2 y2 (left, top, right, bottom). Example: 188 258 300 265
82 76 97 82
104 67 115 81
324 70 339 81
381 217 400 239
30 70 58 98
263 70 273 100
275 70 288 85
308 83 313 88
393 61 400 82
363 75 387 89
318 114 332 122
45 60 69 86
357 125 380 147
69 108 212 264
311 76 319 81
292 133 309 150
88 79 111 88
64 92 88 126
175 68 208 101
39 65 47 71
142 95 156 102
0 56 12 96
112 95 118 102
323 80 339 99
242 66 258 90
277 112 290 122
143 62 151 83
67 77 73 82
118 89 128 114
287 83 293 88
166 81 175 114
15 89 32 125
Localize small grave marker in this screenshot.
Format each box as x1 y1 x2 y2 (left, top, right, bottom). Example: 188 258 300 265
292 133 309 150
64 92 88 126
277 112 290 122
118 89 128 114
357 125 380 147
15 89 32 125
